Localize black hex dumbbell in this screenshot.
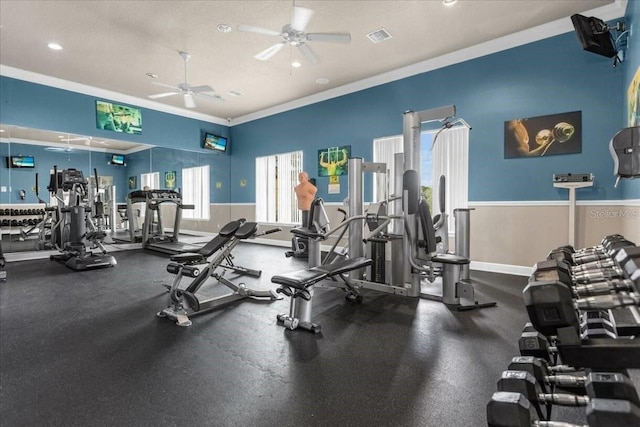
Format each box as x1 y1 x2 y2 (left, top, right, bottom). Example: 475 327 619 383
487 390 640 427
497 370 640 420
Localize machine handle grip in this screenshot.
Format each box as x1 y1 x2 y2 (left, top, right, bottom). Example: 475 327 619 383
262 227 282 236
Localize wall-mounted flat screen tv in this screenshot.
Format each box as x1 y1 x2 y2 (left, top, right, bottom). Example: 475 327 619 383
570 14 617 58
96 100 142 135
203 133 228 153
110 154 125 166
6 155 35 168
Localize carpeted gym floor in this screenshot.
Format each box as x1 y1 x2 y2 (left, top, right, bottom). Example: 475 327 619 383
0 244 614 426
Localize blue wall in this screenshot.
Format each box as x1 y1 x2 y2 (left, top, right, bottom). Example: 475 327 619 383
231 30 625 203
2 13 638 205
622 0 640 199
0 77 229 152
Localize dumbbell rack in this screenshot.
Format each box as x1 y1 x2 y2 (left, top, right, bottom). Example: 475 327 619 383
0 206 46 236
487 234 640 426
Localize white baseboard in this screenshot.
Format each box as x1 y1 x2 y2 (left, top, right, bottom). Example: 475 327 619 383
470 261 532 277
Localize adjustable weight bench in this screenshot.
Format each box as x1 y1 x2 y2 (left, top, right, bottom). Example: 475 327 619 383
158 219 282 327
272 256 373 333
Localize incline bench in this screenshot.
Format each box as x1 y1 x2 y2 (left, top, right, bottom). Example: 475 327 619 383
272 256 372 333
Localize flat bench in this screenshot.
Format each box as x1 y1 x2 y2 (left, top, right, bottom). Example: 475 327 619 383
272 257 372 299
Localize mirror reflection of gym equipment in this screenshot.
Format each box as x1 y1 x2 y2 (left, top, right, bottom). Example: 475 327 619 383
47 166 116 271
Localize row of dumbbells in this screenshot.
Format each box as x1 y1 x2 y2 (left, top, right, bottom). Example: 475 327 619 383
0 208 46 216
488 321 640 426
526 235 639 341
1 218 41 227
487 235 640 426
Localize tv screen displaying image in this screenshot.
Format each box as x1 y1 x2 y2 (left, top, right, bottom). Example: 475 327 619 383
7 155 35 168
96 100 142 135
110 154 125 165
203 133 228 152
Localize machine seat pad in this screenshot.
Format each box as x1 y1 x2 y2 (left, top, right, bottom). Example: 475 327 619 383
235 222 258 240
271 257 372 290
314 257 373 276
431 253 470 265
170 252 206 263
271 269 329 290
218 220 243 238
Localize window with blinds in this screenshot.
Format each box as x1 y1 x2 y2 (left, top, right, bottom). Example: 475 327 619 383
141 172 159 190
255 151 303 224
373 127 468 233
181 165 210 220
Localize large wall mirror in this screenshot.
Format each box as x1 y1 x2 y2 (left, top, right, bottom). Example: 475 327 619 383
0 124 232 254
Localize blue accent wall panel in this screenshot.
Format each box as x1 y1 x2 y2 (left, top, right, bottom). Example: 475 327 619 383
0 76 229 153
231 31 624 203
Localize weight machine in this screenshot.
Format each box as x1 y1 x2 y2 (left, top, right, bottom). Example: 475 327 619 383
273 105 494 332
48 166 116 271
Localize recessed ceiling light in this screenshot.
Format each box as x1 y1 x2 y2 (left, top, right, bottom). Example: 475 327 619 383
48 42 63 50
217 24 232 33
146 73 158 79
291 61 302 68
58 135 65 139
443 0 457 6
225 90 243 97
0 129 5 133
315 78 329 85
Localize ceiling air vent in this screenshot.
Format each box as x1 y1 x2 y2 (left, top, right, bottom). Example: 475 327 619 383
366 28 392 44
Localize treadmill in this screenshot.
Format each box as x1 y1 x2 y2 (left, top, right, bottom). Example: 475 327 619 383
138 189 204 255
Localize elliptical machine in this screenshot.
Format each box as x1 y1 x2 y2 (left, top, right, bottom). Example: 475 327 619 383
49 166 116 271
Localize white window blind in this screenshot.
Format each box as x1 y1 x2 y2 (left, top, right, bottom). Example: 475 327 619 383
431 126 469 232
181 165 210 220
373 128 468 233
255 151 303 224
141 172 159 190
372 135 403 203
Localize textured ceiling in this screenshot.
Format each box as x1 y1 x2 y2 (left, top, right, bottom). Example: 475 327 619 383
0 0 622 126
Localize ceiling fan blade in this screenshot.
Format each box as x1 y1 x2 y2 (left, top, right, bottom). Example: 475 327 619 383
184 93 196 109
237 24 281 36
197 93 225 104
290 6 313 32
151 81 181 90
297 43 319 64
188 85 214 93
148 92 179 99
306 32 351 43
255 42 286 61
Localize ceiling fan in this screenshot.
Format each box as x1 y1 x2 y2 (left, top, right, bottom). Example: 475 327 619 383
238 4 351 64
148 51 223 109
45 139 78 154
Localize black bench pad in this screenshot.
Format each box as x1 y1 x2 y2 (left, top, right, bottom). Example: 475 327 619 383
271 257 372 290
271 269 328 290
